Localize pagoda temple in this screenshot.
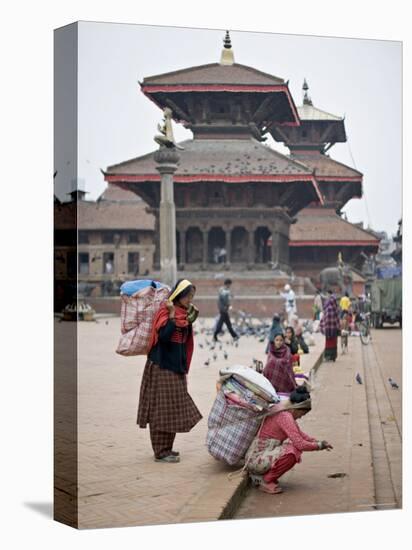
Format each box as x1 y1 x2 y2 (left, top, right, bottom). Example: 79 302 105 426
270 79 379 278
105 32 323 274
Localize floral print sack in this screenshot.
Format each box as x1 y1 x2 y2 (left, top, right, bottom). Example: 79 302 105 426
245 436 285 475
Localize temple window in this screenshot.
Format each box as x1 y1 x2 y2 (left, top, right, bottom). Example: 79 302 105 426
78 252 89 275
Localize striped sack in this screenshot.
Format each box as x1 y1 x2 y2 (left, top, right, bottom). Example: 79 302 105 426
116 284 170 356
206 391 262 466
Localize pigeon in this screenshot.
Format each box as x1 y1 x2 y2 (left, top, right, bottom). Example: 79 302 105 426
224 351 228 360
199 343 204 349
219 344 223 351
259 336 265 342
204 359 210 366
213 353 217 361
234 341 239 348
388 377 399 389
355 373 363 385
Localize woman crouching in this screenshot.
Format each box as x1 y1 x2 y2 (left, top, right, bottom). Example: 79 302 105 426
245 386 333 494
137 279 202 463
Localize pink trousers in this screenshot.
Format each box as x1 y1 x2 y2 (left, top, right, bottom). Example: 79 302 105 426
263 452 297 484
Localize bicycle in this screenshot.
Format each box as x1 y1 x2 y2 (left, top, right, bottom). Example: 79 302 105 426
358 312 372 345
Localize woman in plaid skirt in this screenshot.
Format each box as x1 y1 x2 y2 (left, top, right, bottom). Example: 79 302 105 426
137 279 202 463
320 291 340 362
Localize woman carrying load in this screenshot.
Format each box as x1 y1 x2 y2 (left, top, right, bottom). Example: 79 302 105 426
245 386 333 494
263 327 296 394
320 290 340 362
137 279 202 463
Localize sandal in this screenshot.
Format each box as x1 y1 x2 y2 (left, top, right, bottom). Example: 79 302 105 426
258 482 283 494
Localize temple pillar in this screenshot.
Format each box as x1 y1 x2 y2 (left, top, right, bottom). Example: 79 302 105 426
179 229 186 267
247 229 255 267
271 226 280 268
225 228 232 266
154 147 179 288
202 229 209 269
153 210 160 270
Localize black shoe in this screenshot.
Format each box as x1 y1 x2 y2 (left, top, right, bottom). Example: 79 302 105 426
213 336 219 342
154 454 180 463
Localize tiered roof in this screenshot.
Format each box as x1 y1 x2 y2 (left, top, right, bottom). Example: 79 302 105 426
289 208 379 248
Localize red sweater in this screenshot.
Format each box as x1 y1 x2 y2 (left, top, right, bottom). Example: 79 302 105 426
260 410 318 462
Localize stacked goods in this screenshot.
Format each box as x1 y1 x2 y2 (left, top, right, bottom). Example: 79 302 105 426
206 365 280 466
116 280 170 356
293 365 310 389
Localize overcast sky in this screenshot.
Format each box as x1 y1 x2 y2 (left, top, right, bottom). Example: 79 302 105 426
54 22 402 236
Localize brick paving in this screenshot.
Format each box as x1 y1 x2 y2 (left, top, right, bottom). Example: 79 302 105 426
235 329 402 520
74 316 324 529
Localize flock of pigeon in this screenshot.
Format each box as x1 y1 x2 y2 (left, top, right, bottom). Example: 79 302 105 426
355 373 399 389
194 317 270 368
194 316 401 391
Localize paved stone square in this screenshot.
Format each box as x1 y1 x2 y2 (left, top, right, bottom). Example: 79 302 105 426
75 316 322 528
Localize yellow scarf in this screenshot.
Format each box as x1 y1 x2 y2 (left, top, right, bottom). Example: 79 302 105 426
168 279 192 303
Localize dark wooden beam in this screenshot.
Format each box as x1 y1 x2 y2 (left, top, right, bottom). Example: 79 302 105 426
252 94 276 123
318 124 335 144
163 96 193 123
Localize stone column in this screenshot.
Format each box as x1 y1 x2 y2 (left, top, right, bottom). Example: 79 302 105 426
179 229 186 267
225 228 232 267
247 229 255 267
271 227 280 268
202 229 209 269
152 210 160 270
154 147 180 288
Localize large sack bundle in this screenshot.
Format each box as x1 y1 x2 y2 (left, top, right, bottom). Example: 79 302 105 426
206 391 262 466
116 280 170 357
219 365 279 403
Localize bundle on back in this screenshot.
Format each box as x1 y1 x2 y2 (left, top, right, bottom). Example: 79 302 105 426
116 280 170 357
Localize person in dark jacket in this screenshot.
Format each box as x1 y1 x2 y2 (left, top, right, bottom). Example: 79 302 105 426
213 278 239 342
265 314 282 353
137 279 202 463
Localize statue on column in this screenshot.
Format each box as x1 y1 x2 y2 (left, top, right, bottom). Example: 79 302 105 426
154 107 184 150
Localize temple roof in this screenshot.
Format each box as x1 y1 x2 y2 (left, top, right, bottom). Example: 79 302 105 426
98 184 142 202
297 104 342 121
290 153 362 180
290 208 379 246
141 63 285 87
106 138 314 180
77 189 154 231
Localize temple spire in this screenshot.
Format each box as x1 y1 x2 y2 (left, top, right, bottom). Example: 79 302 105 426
303 78 313 106
220 30 235 65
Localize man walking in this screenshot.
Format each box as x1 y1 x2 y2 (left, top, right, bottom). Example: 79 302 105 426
213 279 239 342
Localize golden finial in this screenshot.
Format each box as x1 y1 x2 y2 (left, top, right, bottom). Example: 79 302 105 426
303 78 313 106
220 30 234 65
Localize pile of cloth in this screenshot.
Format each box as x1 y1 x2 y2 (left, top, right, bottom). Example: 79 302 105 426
207 365 281 466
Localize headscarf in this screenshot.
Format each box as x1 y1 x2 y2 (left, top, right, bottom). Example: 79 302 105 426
265 396 312 417
148 279 196 370
320 294 340 338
